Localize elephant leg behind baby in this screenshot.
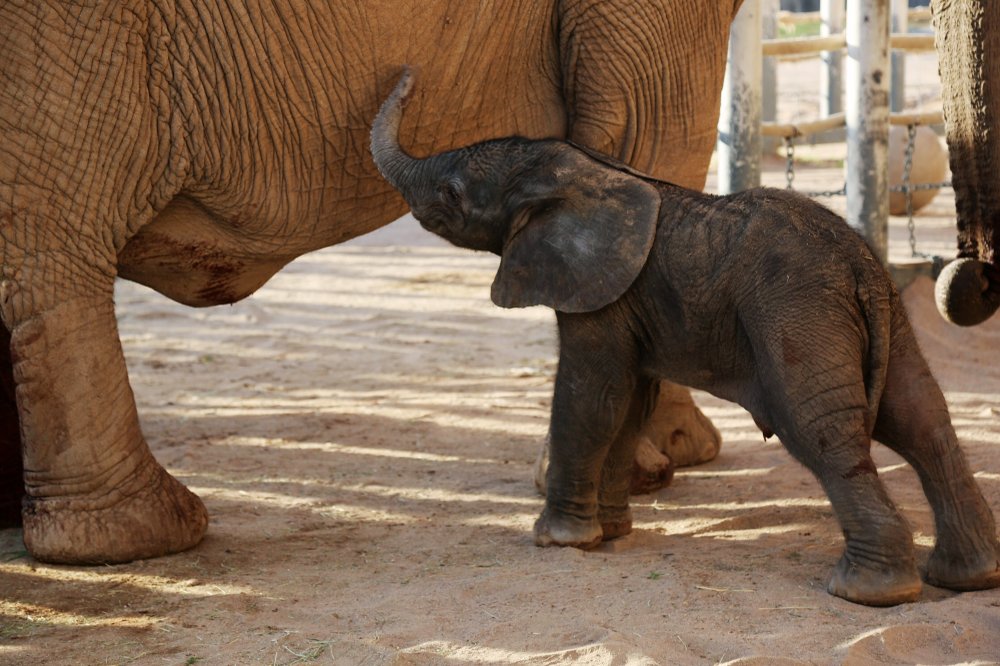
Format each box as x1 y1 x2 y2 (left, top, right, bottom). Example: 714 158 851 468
533 381 722 496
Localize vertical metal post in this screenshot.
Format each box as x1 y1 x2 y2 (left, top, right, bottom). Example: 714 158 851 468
718 0 762 194
762 0 779 131
821 0 844 117
846 0 890 262
890 0 908 111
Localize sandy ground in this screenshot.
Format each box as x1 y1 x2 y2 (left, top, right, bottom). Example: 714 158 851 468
3 53 1000 666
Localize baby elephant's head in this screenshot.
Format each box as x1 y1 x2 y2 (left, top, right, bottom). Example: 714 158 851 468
371 69 660 314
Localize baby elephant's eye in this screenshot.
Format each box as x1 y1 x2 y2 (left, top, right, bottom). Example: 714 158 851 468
439 182 463 206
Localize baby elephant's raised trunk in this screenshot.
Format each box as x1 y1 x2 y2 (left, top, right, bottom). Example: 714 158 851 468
370 67 424 193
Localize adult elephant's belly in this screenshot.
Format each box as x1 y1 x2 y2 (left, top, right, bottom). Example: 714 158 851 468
117 195 295 307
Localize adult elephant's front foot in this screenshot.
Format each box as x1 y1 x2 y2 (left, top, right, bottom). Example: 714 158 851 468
633 382 721 494
24 457 207 564
8 285 208 564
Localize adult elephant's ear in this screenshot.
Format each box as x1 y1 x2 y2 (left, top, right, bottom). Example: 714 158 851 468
491 144 660 313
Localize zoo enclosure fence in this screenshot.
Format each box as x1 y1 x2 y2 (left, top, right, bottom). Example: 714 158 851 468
718 0 948 287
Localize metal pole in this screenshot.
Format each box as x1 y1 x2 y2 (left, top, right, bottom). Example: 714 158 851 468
890 0 908 111
762 0 779 129
821 0 844 117
845 0 890 263
718 0 762 194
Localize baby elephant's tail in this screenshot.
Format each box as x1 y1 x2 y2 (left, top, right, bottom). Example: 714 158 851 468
858 279 894 425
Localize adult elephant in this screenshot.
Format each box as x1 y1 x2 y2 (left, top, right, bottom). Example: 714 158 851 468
933 0 1000 324
0 0 740 564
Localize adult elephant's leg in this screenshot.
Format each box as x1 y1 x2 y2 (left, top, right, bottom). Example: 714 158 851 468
873 316 1000 590
557 1 735 488
0 322 23 526
6 258 207 563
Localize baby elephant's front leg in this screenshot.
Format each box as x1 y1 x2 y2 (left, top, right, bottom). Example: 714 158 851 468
535 315 644 549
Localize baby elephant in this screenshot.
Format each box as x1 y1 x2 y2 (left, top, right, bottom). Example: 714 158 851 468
370 71 1000 606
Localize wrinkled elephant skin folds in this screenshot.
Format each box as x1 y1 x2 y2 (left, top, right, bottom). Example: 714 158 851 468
371 72 1000 606
0 1 742 564
933 0 1000 323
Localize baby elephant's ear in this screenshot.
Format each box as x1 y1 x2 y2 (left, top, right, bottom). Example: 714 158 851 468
491 146 660 313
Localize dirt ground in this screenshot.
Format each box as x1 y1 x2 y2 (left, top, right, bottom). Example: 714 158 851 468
3 54 1000 666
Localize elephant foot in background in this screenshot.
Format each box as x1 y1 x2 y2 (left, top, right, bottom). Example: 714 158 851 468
632 382 721 492
533 381 721 496
23 457 208 564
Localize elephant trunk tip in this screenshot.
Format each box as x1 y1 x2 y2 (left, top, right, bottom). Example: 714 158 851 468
370 66 419 189
934 258 1000 326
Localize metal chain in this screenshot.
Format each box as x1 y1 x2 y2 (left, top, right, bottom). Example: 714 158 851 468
783 135 847 198
776 126 950 272
902 123 918 257
783 137 795 190
800 183 848 198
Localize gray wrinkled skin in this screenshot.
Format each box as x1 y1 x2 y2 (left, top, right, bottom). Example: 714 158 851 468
372 72 1000 606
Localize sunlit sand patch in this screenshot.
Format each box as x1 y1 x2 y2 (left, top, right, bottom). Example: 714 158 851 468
334 483 541 507
694 523 814 541
400 639 618 663
215 436 511 465
0 564 256 598
189 479 541 527
459 514 538 531
644 516 729 536
647 498 830 512
675 467 777 479
188 485 417 524
643 498 830 538
147 396 548 435
0 600 158 630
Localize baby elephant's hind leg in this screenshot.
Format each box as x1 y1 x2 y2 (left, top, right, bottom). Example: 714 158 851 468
790 424 921 605
874 325 1000 592
764 360 922 605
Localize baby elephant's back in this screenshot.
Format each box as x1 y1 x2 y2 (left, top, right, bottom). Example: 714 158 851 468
652 185 893 328
731 187 891 300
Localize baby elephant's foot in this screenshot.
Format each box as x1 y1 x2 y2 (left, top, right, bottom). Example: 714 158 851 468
534 507 602 550
926 541 1000 592
827 553 922 606
598 504 633 541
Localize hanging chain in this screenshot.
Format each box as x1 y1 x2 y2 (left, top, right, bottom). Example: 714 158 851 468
782 135 846 198
902 123 919 258
783 136 795 190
